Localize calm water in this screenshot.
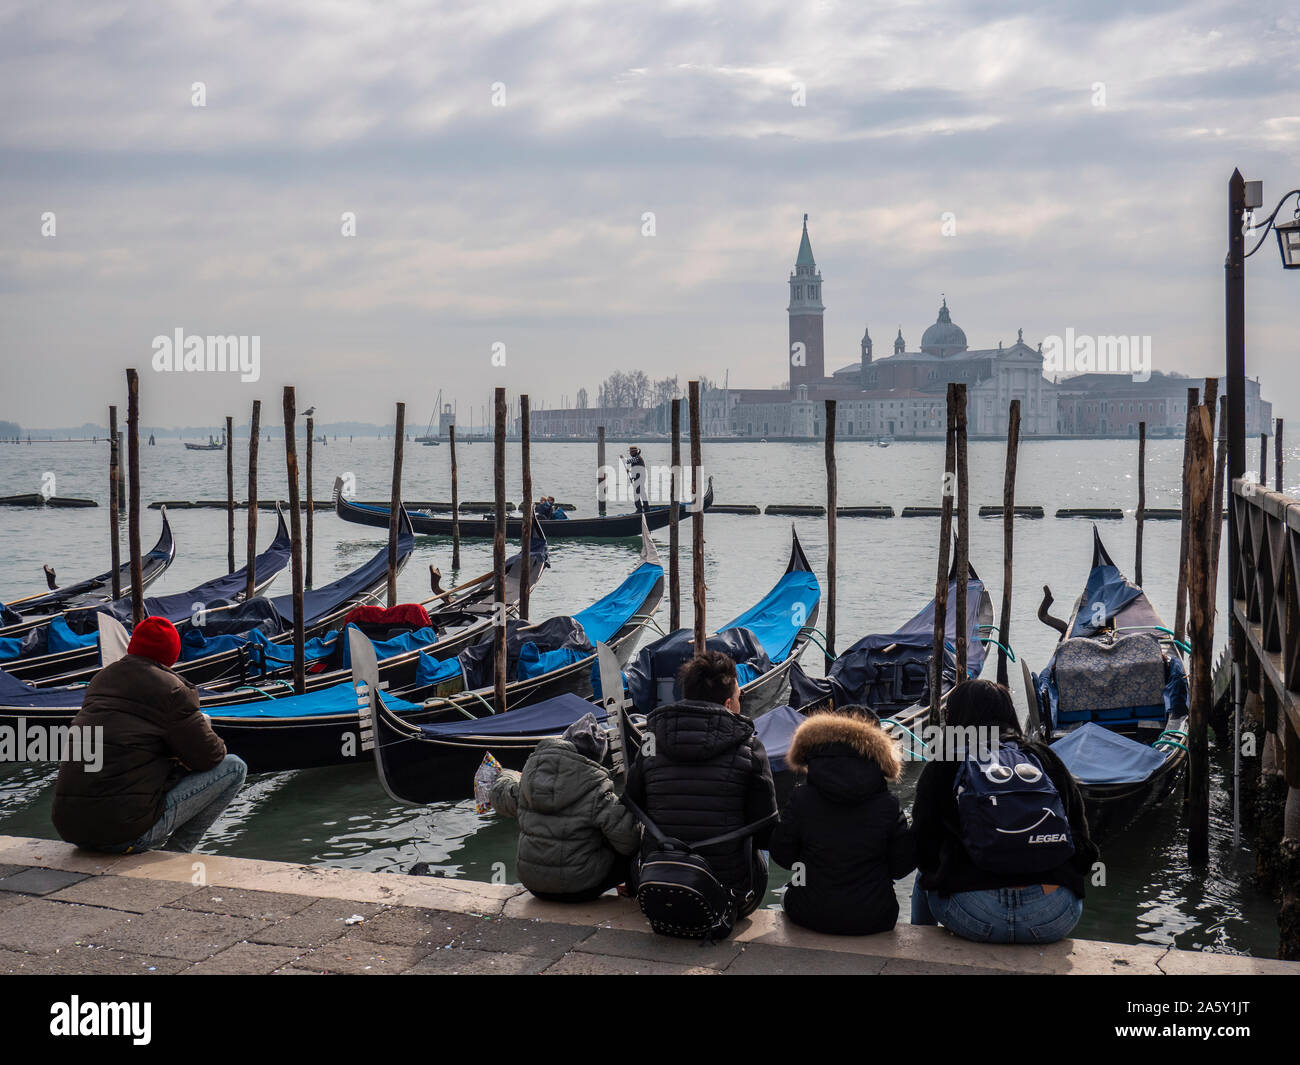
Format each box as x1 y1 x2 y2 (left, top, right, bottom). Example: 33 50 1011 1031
0 434 1290 955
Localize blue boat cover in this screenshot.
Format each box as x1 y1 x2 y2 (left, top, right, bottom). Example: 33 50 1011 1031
624 627 772 715
416 691 603 738
0 668 89 709
720 568 821 664
572 562 664 644
1066 564 1144 638
70 514 292 632
1051 722 1168 785
789 577 986 711
753 704 804 774
415 559 662 692
204 679 425 720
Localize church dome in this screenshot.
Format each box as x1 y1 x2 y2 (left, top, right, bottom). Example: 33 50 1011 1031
920 298 967 356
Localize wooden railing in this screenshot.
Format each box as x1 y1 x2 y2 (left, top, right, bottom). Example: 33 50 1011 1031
1230 477 1300 738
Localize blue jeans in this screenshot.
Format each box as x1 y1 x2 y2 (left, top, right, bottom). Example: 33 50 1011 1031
102 755 247 855
910 878 1082 944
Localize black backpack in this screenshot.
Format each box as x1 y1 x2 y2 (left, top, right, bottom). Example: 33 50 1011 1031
624 796 775 941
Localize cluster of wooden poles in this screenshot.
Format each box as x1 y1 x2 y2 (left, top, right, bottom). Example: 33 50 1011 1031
101 369 1285 864
104 373 715 713
818 379 1283 866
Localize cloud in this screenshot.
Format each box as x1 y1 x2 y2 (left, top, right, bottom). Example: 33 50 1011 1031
0 0 1296 427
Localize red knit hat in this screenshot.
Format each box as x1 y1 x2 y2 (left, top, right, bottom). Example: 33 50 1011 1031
127 616 182 667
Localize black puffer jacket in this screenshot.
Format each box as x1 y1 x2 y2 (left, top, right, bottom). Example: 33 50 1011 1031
624 699 777 894
769 713 916 935
912 730 1099 898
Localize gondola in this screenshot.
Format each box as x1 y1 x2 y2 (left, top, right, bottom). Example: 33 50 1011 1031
0 508 293 680
361 526 819 804
0 516 547 761
1028 527 1189 839
201 520 659 774
334 475 714 539
29 506 417 689
0 510 176 635
753 561 992 806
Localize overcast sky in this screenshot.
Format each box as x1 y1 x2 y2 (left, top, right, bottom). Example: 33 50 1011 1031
1 0 1296 429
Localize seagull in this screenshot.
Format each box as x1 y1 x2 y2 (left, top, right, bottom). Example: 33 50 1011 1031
303 406 316 417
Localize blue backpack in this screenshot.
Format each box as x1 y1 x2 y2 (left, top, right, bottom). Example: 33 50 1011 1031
953 741 1075 874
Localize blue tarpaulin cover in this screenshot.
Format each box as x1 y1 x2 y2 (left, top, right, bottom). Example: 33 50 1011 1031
415 559 663 691
72 513 292 632
753 704 804 774
0 668 89 709
789 576 986 711
1050 722 1168 785
720 568 821 664
204 679 425 720
416 691 603 738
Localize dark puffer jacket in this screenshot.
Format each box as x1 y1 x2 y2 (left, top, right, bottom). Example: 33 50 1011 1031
769 712 916 935
624 699 777 895
490 736 639 896
52 654 227 847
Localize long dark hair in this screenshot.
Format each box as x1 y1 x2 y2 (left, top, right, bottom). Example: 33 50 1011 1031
944 679 1022 736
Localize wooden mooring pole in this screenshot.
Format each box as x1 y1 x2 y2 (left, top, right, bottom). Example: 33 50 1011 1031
669 398 681 631
125 370 143 624
954 384 969 681
449 425 461 571
282 387 306 695
387 402 405 607
520 395 533 622
597 426 607 517
1209 391 1226 597
245 400 261 600
997 399 1020 687
1135 421 1146 587
930 383 958 728
824 399 837 666
225 415 235 574
1174 386 1199 644
108 405 121 600
305 414 314 589
689 380 706 651
493 388 508 712
1186 401 1215 865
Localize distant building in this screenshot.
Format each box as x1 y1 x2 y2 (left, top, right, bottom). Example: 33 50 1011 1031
725 217 1272 439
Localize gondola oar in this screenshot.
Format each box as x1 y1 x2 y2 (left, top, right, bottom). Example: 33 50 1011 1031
596 640 632 785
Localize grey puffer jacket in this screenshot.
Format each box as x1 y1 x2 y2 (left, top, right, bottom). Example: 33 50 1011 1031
490 737 639 896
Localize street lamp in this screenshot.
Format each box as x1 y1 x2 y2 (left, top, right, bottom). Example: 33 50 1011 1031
1274 213 1300 270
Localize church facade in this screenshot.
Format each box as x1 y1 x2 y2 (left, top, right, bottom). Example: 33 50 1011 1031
726 218 1271 440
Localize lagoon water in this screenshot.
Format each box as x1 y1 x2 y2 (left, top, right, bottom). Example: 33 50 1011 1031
0 433 1290 955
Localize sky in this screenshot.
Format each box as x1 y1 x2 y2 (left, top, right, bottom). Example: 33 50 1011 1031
1 0 1297 429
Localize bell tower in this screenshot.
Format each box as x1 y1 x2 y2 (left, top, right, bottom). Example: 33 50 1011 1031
788 214 825 392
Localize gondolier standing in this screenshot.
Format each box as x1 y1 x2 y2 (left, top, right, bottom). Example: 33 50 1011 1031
622 446 649 513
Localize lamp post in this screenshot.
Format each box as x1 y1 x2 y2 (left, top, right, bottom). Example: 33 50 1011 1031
1222 171 1299 866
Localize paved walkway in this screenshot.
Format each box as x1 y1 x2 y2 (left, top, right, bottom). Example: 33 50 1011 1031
0 835 1294 975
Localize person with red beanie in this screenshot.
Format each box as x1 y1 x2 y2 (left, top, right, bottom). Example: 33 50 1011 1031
53 616 247 853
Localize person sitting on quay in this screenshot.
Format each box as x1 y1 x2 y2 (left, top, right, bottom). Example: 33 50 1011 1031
624 650 778 923
51 616 248 854
909 679 1098 944
488 712 638 902
769 708 916 935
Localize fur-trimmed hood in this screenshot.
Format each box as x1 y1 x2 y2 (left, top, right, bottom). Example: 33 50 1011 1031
787 712 903 781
